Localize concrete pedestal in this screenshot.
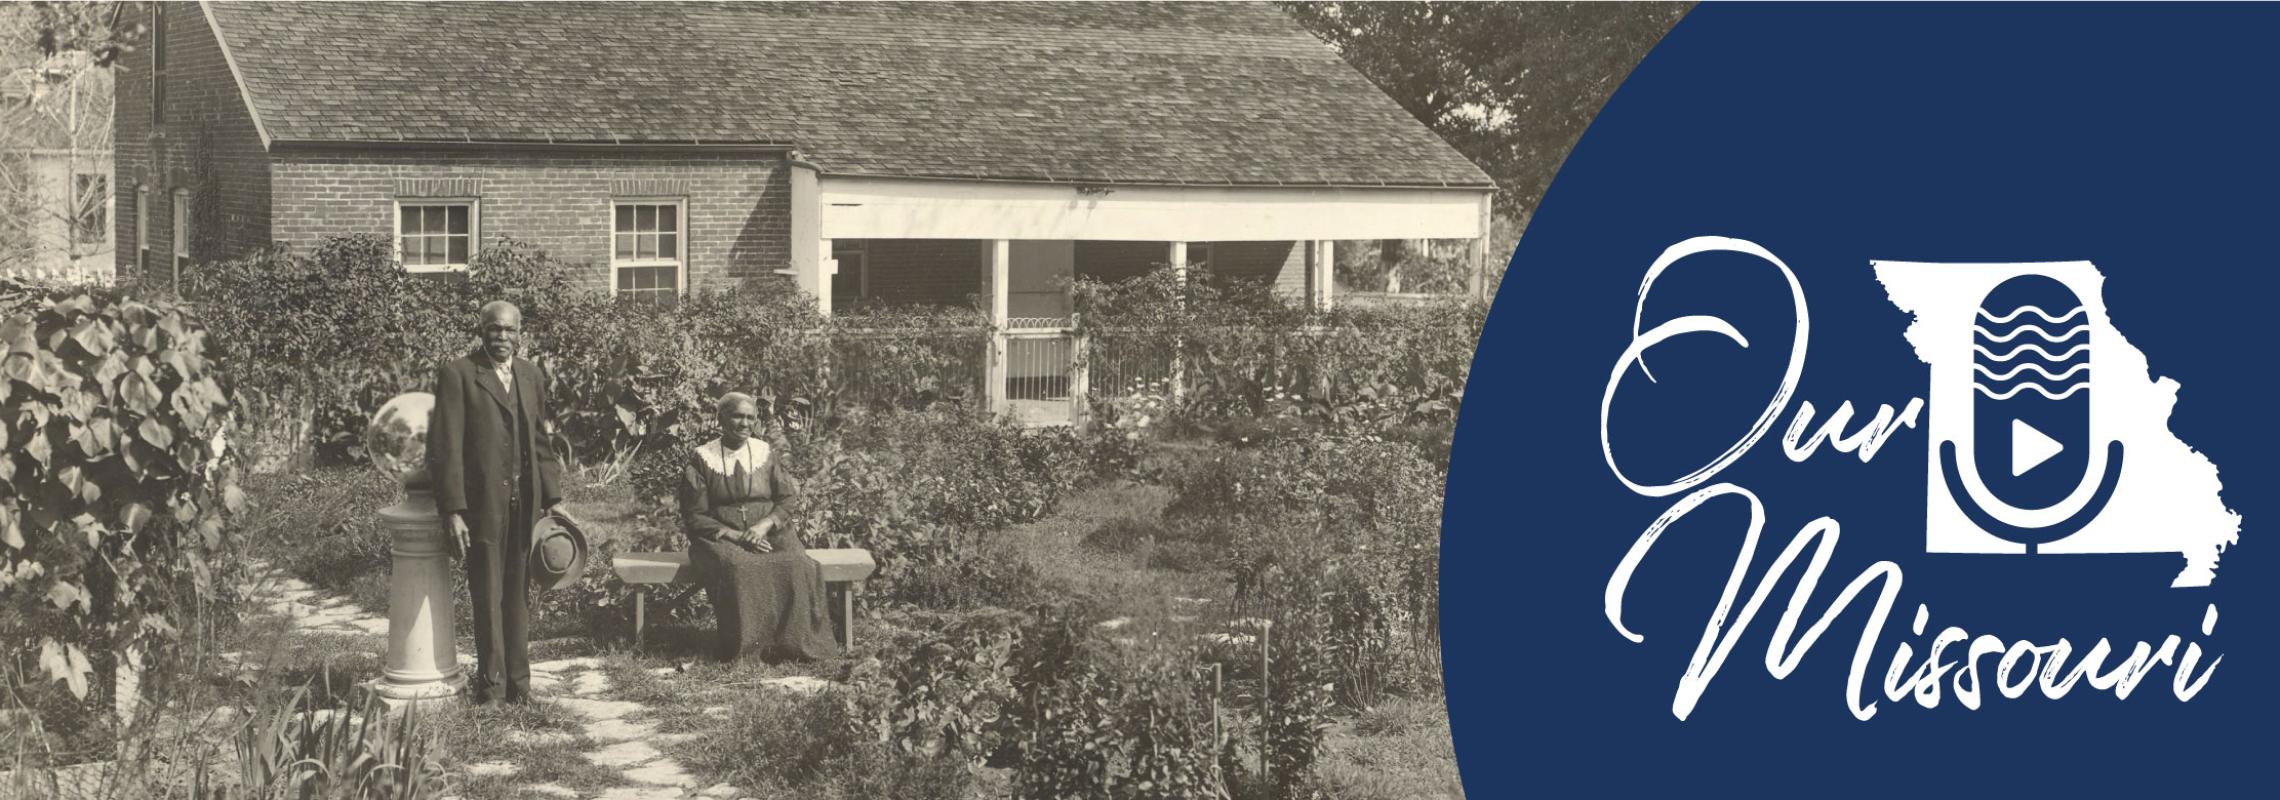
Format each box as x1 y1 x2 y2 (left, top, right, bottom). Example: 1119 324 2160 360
372 487 466 703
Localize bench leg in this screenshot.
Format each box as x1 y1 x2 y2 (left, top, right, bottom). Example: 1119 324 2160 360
835 583 856 651
634 587 647 650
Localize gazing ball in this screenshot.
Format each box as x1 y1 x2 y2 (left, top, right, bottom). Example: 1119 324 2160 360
366 392 435 489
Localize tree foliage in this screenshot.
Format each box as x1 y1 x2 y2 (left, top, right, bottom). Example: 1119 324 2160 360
1281 1 1690 221
1 2 124 277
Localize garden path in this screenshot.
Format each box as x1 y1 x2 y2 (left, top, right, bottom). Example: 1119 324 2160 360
239 562 757 800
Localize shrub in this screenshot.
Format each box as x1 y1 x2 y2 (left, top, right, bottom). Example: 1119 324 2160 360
1074 263 1483 440
189 234 991 473
781 410 1134 600
865 602 1277 800
1 290 243 760
1168 433 1446 709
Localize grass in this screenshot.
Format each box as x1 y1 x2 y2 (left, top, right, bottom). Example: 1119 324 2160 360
421 701 625 800
1312 698 1467 800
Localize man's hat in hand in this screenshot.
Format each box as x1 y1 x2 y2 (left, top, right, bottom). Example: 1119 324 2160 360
530 508 590 591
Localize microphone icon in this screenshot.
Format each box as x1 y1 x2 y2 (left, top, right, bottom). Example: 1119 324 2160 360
1936 274 2124 553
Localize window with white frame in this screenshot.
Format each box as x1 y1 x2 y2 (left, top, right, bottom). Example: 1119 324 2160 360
135 184 149 272
170 188 188 290
150 6 167 124
612 200 683 305
395 200 477 272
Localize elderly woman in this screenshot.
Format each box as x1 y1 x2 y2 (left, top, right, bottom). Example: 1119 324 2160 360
677 393 840 663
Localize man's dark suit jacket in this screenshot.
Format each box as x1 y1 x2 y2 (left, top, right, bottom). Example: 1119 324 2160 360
427 352 562 543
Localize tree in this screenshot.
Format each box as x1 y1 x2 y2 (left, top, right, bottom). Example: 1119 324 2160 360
0 2 132 279
1282 2 1690 229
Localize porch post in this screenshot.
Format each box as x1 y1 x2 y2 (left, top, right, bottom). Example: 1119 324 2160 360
787 157 833 315
1168 241 1189 402
986 239 1010 417
1471 194 1494 303
1310 240 1336 311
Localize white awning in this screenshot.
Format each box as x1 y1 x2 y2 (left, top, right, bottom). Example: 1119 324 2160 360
817 175 1492 242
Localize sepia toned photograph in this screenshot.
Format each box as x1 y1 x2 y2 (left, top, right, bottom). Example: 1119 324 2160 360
2 2 1682 798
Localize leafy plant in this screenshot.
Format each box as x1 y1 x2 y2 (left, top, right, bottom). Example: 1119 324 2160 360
195 683 443 800
1 290 241 751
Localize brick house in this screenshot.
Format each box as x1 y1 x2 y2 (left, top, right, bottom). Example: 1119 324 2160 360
115 1 1494 420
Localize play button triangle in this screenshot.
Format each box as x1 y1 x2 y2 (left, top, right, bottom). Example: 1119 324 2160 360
2012 418 2065 477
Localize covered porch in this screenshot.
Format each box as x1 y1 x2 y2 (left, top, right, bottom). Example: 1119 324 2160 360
785 167 1496 426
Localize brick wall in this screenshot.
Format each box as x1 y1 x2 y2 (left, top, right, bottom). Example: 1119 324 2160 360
114 1 272 282
268 151 792 293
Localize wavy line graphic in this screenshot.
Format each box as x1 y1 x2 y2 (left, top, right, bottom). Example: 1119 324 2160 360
1973 381 2091 401
1977 306 2087 325
1974 361 2091 382
1971 323 2088 344
1973 342 2091 363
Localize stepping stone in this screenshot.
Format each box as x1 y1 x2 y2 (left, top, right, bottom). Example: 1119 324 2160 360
466 760 519 777
557 697 644 720
1172 596 1213 605
623 759 697 787
697 784 742 799
595 788 685 800
759 676 834 695
1096 617 1131 630
584 740 662 768
570 671 612 695
585 718 657 743
701 705 730 718
649 666 680 676
520 785 578 798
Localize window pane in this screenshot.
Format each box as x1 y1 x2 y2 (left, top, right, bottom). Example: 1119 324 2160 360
424 235 446 264
658 204 677 233
636 205 656 233
424 206 445 234
657 233 677 258
448 235 469 265
632 234 650 260
401 237 423 265
615 205 634 233
448 205 469 234
615 234 633 261
401 207 420 234
616 269 635 291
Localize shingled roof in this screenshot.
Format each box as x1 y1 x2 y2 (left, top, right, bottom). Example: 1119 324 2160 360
201 1 1492 188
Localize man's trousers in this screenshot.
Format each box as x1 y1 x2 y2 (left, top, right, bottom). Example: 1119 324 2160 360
463 516 531 703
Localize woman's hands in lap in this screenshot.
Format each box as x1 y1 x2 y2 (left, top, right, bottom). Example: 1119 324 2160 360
734 522 776 553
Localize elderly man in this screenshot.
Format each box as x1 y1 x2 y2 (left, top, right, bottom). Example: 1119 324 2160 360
427 300 562 705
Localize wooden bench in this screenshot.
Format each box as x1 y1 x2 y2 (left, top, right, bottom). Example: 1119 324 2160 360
614 548 876 650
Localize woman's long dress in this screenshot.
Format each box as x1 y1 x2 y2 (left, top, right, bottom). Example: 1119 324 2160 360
677 437 840 663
